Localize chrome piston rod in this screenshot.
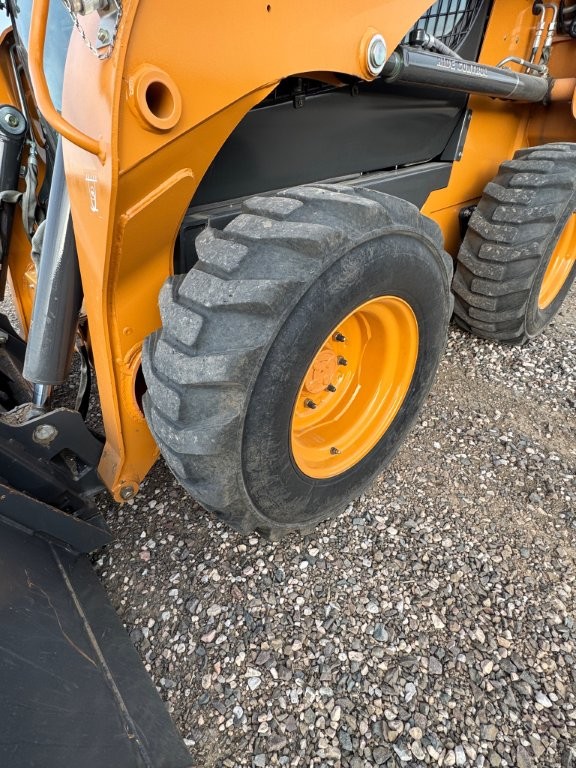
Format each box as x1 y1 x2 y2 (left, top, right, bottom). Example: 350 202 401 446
23 138 83 407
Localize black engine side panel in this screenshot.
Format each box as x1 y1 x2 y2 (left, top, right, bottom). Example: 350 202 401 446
192 85 465 207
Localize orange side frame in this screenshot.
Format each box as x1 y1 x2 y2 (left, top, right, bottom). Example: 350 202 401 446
57 0 436 500
8 0 576 501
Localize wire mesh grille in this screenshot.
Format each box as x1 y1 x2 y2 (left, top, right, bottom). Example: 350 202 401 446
404 0 484 51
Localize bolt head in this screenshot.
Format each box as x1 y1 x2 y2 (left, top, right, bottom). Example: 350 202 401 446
97 28 110 44
330 447 341 455
4 112 18 128
367 35 387 76
120 484 136 500
72 0 110 13
33 423 58 445
337 357 348 366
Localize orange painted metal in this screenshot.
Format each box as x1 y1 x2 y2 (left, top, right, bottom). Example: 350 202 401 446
291 297 418 479
538 214 576 310
2 0 574 499
57 0 434 498
550 78 576 102
28 0 106 161
528 36 576 148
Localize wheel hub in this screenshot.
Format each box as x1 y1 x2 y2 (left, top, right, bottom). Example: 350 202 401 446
303 349 338 394
290 295 419 479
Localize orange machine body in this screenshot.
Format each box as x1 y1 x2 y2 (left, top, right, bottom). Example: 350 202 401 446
4 0 575 500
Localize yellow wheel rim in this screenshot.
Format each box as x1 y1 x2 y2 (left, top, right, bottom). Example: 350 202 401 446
290 296 419 479
538 213 576 310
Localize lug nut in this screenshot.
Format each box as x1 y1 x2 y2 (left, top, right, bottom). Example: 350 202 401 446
326 384 336 392
304 399 317 409
337 357 348 366
330 447 341 455
333 332 346 342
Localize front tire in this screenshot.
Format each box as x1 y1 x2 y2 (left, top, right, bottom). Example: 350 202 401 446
142 185 453 536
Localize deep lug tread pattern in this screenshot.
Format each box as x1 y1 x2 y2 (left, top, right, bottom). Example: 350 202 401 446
143 185 453 536
453 143 576 344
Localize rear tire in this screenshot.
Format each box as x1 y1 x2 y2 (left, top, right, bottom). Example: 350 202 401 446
142 185 453 536
453 143 576 344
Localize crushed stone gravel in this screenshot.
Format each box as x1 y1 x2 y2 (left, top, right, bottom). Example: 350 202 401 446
90 289 574 767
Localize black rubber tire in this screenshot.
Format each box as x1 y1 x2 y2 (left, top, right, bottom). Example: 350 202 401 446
142 185 453 536
453 143 576 344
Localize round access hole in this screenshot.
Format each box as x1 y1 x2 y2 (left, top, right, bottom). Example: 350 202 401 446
130 66 182 132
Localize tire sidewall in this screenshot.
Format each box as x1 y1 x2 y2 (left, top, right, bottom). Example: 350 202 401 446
241 231 450 527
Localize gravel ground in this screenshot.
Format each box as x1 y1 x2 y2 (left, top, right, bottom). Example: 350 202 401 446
90 288 576 768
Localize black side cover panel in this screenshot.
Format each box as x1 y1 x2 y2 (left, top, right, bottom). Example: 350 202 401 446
193 87 465 207
0 520 191 768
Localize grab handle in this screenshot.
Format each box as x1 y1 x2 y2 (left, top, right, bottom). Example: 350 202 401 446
29 0 106 162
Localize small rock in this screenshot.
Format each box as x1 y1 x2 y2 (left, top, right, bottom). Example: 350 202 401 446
268 735 287 752
429 656 443 675
535 691 553 708
482 660 494 676
374 623 389 642
455 745 466 766
529 735 545 759
411 741 426 761
373 746 391 765
339 730 353 752
393 744 412 763
481 724 498 741
516 745 534 768
431 613 446 629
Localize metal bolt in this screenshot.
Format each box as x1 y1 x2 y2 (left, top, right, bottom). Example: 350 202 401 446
337 357 348 366
367 34 387 76
326 384 336 392
333 332 346 342
304 399 317 409
97 28 110 45
330 447 341 455
71 0 110 14
4 112 19 128
120 484 136 500
0 330 8 346
33 423 58 445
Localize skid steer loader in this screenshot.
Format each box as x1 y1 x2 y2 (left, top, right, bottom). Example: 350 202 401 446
0 0 574 764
